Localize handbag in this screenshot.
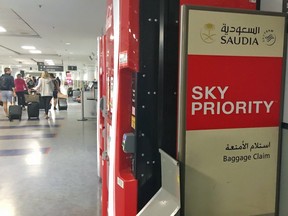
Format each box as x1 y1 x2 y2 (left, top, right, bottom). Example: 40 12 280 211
25 94 40 103
57 92 68 99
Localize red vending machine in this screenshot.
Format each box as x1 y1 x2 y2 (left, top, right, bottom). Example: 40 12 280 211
98 0 113 215
97 34 109 216
98 0 139 215
114 0 139 215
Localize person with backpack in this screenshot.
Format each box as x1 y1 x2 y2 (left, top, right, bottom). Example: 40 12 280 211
0 67 16 117
26 75 35 89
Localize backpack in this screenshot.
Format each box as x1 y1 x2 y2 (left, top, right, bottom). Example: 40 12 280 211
0 75 8 90
27 79 34 88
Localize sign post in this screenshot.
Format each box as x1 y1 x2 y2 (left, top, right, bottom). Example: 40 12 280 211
177 6 286 216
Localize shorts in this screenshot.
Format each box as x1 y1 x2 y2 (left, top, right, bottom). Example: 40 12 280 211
53 90 58 99
1 90 13 103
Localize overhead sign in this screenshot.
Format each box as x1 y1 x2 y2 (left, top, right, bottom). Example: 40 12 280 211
178 6 286 216
68 65 77 71
37 62 45 71
38 65 64 72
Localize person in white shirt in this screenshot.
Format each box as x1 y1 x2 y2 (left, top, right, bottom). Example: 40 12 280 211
33 71 54 119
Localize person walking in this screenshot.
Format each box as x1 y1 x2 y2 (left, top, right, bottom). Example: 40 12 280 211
0 67 16 117
26 75 35 90
33 71 54 119
14 73 28 110
50 73 60 110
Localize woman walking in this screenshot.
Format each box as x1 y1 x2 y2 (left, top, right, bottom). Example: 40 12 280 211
33 71 54 119
14 73 28 110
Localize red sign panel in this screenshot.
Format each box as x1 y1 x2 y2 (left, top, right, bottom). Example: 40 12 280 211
186 55 283 130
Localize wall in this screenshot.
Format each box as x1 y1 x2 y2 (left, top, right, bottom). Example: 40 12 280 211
261 0 288 215
260 0 282 12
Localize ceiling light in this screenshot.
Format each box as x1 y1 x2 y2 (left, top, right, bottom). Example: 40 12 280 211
0 26 7 32
65 42 71 45
29 50 42 54
21 45 36 50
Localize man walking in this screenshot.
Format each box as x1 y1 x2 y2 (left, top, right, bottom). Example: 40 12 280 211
0 67 16 116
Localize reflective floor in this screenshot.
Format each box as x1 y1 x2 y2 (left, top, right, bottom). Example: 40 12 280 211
0 98 101 216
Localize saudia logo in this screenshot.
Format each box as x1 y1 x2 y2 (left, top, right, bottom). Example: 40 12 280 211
200 23 277 46
262 29 276 46
200 23 216 44
220 23 259 45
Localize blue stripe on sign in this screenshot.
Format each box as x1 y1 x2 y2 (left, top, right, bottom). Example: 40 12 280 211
0 125 60 129
0 133 56 140
0 147 51 157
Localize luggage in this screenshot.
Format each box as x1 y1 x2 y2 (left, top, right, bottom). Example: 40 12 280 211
72 90 81 101
27 102 40 120
25 94 40 103
9 105 22 121
58 98 68 110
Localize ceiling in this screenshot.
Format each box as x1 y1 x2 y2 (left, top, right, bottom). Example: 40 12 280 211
0 0 106 73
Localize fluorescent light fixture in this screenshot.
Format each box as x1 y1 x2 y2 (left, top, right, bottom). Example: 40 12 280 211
21 45 36 50
0 26 7 32
65 42 71 45
29 50 42 54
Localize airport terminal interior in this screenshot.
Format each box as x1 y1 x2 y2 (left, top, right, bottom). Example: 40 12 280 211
2 0 288 216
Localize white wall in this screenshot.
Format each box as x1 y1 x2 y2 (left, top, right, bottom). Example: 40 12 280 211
260 0 283 12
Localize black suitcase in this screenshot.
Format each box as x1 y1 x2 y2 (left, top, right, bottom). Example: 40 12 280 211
9 105 22 121
27 102 40 120
58 98 68 110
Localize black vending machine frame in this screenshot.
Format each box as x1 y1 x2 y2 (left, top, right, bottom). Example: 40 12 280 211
134 0 180 211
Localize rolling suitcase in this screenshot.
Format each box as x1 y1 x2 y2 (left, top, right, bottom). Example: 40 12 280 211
58 98 68 110
27 102 40 120
9 105 22 121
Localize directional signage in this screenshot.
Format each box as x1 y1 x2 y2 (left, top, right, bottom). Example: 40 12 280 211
68 65 77 71
37 65 64 72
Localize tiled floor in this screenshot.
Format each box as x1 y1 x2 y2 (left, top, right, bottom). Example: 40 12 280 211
0 98 101 216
